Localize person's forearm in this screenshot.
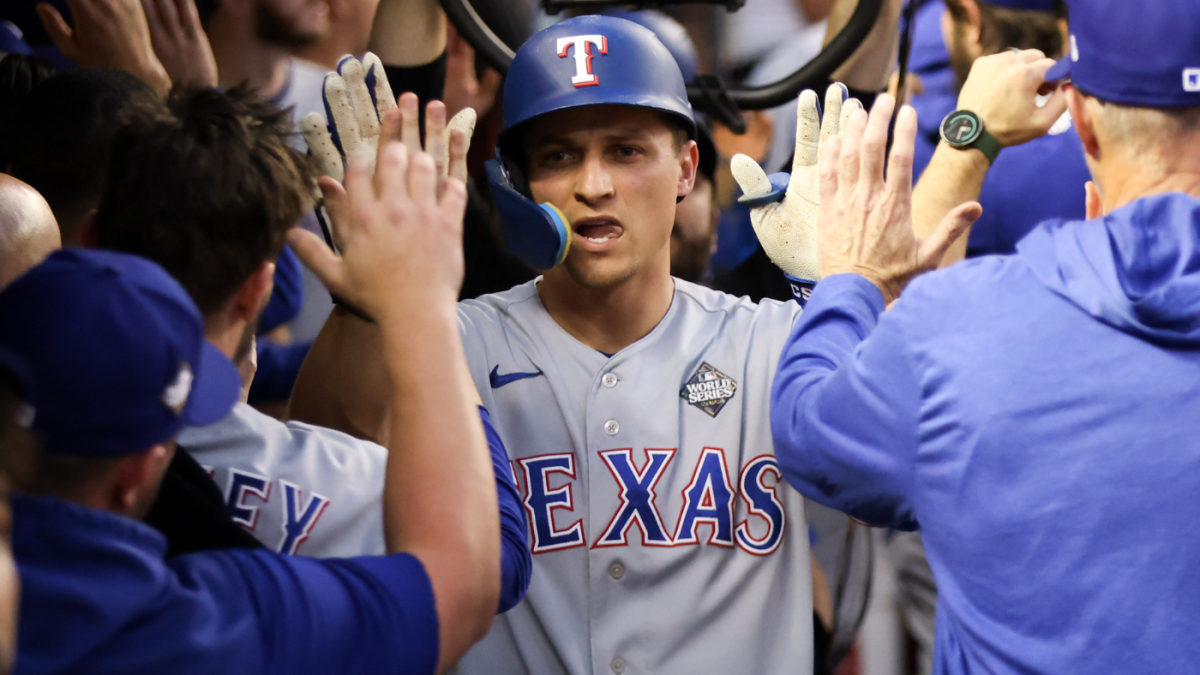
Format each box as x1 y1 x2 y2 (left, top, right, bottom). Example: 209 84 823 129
287 309 392 443
378 305 498 670
370 0 446 67
911 143 990 266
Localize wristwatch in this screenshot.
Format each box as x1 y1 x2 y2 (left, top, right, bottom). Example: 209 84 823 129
939 110 1002 164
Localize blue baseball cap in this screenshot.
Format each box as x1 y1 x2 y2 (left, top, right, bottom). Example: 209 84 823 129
1046 0 1200 107
0 249 240 457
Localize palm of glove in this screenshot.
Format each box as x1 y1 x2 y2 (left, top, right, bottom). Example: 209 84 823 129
731 84 862 282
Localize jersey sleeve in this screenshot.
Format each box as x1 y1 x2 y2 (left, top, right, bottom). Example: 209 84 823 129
480 406 532 612
173 549 439 675
770 273 922 530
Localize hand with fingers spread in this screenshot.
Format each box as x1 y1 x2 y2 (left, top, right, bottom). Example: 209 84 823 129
300 53 475 253
141 0 217 88
730 83 863 290
956 49 1066 148
288 144 470 322
818 95 982 305
37 0 171 97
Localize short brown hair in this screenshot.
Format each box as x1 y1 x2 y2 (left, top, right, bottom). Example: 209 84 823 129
945 0 1066 57
94 86 315 317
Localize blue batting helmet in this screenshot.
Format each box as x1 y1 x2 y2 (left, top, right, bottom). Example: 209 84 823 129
487 15 697 270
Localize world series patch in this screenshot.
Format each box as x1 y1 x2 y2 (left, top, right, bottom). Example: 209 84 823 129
680 362 738 417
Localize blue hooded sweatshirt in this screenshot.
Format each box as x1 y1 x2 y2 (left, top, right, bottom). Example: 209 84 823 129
771 192 1200 674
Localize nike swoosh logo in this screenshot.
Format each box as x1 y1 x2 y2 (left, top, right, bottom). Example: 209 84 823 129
489 365 544 389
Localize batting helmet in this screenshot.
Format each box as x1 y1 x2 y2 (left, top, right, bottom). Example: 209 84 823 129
486 15 696 270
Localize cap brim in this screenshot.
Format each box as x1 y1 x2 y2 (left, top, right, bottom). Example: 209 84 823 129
1045 56 1072 83
181 341 241 427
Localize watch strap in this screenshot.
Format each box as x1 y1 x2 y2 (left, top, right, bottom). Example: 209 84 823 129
973 127 1002 164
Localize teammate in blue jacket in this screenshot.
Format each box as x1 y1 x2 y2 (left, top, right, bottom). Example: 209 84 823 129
769 0 1200 672
910 0 1091 259
3 128 501 673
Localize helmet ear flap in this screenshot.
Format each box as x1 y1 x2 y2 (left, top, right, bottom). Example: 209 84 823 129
486 157 572 271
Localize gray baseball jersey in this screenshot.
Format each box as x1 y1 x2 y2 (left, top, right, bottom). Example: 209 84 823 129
453 279 811 675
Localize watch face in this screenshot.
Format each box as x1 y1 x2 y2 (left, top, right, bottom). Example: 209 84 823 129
941 111 983 147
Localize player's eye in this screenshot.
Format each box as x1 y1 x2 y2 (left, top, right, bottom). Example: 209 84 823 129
614 145 642 160
538 150 573 166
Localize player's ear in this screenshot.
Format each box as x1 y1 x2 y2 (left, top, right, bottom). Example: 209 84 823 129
232 261 275 324
678 139 698 200
958 0 983 46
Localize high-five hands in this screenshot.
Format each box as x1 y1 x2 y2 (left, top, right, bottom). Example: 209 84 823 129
730 84 863 291
818 95 982 305
300 53 476 254
288 141 469 323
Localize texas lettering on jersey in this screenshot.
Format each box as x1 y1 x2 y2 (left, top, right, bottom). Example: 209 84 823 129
210 467 331 555
511 449 786 555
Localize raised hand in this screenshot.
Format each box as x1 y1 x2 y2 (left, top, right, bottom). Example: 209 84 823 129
817 95 981 304
37 0 171 97
141 0 218 88
300 53 475 253
730 83 863 286
957 49 1066 148
443 21 502 120
288 143 469 322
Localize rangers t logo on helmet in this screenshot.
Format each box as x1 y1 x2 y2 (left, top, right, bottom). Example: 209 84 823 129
556 35 608 88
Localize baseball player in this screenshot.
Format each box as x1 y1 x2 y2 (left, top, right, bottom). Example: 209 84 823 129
284 14 882 674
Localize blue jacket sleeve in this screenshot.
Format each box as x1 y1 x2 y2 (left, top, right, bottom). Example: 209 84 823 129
479 406 532 612
770 274 922 530
176 549 439 675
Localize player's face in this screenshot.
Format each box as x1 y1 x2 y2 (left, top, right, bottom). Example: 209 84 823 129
254 0 329 49
525 105 697 289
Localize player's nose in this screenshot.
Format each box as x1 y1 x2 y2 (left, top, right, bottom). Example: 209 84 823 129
573 153 615 205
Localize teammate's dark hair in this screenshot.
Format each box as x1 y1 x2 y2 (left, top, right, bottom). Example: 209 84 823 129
94 86 315 318
945 0 1066 57
8 68 164 245
0 54 59 172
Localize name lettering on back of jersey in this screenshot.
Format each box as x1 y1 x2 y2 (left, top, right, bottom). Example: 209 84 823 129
519 453 586 553
672 448 735 547
594 448 676 548
735 456 787 556
279 481 331 555
556 35 608 87
680 362 738 417
226 469 272 531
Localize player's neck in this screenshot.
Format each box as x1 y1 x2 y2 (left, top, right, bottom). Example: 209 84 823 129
207 13 292 97
538 260 675 355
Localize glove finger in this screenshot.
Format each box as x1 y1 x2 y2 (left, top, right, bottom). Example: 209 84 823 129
337 56 381 153
789 89 821 200
790 89 821 175
324 73 364 162
731 153 772 198
301 112 345 183
361 51 397 116
820 82 847 147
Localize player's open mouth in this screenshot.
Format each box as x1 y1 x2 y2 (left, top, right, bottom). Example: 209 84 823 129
573 217 624 249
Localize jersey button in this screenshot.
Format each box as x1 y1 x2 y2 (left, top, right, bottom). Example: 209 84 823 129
611 657 626 674
608 561 625 579
602 372 619 388
604 420 620 436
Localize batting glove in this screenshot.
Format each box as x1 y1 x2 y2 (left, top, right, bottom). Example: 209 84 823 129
730 83 862 305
